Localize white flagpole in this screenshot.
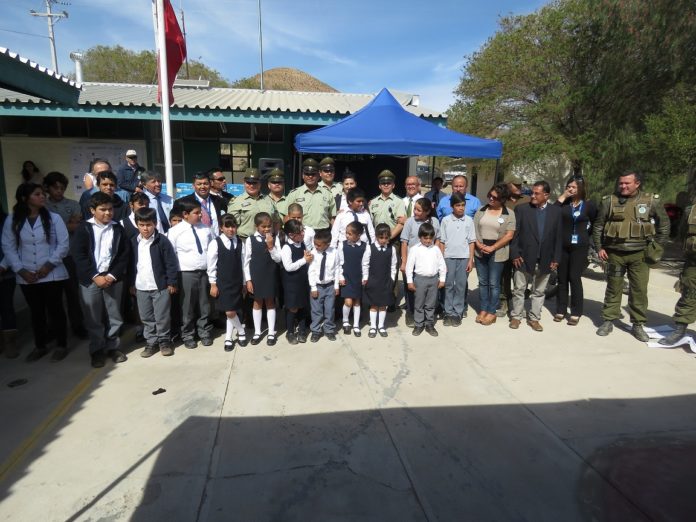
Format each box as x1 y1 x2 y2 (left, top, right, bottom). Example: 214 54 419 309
154 0 175 197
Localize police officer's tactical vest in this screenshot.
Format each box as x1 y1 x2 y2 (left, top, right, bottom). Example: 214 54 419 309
685 205 696 253
603 192 657 241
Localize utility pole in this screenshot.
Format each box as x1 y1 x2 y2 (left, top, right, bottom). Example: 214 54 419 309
257 0 264 90
30 0 68 73
180 9 190 79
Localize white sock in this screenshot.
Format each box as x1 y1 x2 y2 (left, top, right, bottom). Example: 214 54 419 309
378 311 386 329
353 305 361 327
342 305 351 325
253 308 263 335
225 318 234 341
370 310 377 329
267 308 276 335
230 315 244 337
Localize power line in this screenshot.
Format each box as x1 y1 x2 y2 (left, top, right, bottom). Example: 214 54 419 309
0 27 50 39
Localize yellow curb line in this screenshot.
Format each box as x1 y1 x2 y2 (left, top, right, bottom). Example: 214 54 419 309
0 369 99 484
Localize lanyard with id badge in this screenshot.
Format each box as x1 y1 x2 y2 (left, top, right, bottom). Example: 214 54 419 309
571 201 583 244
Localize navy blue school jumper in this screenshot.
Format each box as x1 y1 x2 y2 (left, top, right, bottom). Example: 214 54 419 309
363 244 394 307
215 237 244 312
282 242 309 309
249 236 278 300
340 241 366 299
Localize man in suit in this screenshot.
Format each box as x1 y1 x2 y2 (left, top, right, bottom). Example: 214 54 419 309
509 180 563 331
175 171 225 235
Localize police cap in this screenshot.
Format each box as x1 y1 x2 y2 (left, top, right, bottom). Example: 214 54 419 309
378 169 395 183
302 158 320 174
268 168 284 183
319 157 335 171
244 168 261 182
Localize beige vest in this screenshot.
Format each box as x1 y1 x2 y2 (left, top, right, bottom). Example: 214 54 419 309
603 192 656 240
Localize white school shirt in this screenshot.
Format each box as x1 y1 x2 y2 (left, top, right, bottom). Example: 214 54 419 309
207 235 246 284
242 233 282 281
135 234 158 291
87 218 115 277
405 243 447 283
1 211 69 284
361 244 397 281
330 209 375 247
167 221 213 271
281 239 308 272
307 246 340 290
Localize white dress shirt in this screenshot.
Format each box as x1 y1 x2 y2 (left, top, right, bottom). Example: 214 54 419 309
243 233 282 281
88 218 115 277
361 244 397 281
331 209 375 247
405 243 447 283
135 234 158 291
403 193 424 218
144 189 173 234
167 221 213 271
1 211 69 284
307 246 340 290
281 239 308 272
207 234 246 284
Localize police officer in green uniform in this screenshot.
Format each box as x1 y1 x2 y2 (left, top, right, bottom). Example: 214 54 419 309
286 158 336 231
267 168 288 224
319 157 343 199
660 202 696 345
226 168 276 240
593 170 669 341
369 170 406 238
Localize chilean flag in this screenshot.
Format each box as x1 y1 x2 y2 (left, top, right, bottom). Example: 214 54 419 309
157 0 186 105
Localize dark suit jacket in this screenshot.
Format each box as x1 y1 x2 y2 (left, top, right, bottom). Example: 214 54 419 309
129 232 179 290
510 202 563 275
71 221 131 286
175 193 225 219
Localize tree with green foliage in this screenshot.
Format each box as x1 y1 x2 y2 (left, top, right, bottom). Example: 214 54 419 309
449 0 696 195
80 45 232 87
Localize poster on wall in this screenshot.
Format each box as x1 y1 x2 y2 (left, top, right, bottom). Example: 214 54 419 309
69 142 145 200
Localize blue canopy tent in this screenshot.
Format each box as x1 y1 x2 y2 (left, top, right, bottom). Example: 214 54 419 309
294 88 503 159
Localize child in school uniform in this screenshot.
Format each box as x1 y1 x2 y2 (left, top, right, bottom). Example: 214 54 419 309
440 193 476 326
130 207 179 358
284 203 315 249
169 208 183 229
71 192 132 367
167 199 215 349
338 221 366 336
167 207 184 341
243 211 281 346
208 214 247 351
363 223 397 338
281 219 313 344
122 192 151 240
400 198 440 326
330 188 375 247
405 222 446 338
308 229 339 342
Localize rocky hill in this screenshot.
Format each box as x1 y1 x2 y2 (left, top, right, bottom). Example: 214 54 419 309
232 67 338 92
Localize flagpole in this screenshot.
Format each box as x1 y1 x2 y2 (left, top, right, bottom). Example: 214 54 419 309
154 0 175 197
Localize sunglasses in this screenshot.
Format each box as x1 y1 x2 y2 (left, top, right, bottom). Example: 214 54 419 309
487 194 500 201
212 177 226 182
303 171 319 176
379 181 393 185
244 180 260 185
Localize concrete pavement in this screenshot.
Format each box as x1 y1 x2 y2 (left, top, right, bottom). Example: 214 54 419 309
1 262 695 521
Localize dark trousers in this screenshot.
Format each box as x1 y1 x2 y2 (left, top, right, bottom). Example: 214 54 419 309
179 270 212 341
499 259 513 309
556 245 588 317
0 277 17 330
62 256 84 331
20 281 67 349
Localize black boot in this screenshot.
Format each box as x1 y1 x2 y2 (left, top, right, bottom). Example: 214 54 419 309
659 323 688 345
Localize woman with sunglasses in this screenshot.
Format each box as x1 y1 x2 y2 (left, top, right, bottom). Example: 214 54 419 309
553 176 597 325
473 183 516 325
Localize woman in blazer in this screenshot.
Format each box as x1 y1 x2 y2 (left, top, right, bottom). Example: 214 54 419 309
1 183 69 361
473 183 516 326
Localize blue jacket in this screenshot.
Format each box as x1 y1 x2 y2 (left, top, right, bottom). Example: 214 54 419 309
130 232 179 290
117 163 145 193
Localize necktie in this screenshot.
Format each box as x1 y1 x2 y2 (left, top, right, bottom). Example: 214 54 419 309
319 251 327 280
407 198 413 217
351 211 359 222
155 195 170 232
192 225 203 254
201 198 212 226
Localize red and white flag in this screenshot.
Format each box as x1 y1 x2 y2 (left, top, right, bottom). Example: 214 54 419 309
157 0 186 105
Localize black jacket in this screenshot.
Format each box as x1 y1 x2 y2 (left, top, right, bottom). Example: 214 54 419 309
129 232 179 290
71 221 131 286
175 193 225 220
510 202 563 275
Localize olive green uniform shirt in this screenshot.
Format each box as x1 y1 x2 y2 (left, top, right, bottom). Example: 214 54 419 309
369 193 407 228
321 181 343 199
227 192 276 239
269 194 289 222
285 184 336 229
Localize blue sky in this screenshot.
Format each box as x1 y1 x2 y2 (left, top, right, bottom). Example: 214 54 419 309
1 0 548 112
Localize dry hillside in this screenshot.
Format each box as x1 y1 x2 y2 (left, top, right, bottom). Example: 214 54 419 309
234 67 338 92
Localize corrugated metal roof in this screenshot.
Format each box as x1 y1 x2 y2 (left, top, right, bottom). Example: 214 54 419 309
0 47 80 88
0 82 444 118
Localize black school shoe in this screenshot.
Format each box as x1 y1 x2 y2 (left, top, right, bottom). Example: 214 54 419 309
297 331 308 344
141 345 159 358
109 350 127 363
425 325 439 337
201 337 214 347
224 339 235 352
184 340 197 349
267 334 277 347
237 336 249 347
286 332 298 345
310 332 322 343
325 333 337 341
91 350 106 368
412 326 424 336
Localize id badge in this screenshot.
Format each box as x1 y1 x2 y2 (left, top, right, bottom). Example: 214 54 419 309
571 234 579 244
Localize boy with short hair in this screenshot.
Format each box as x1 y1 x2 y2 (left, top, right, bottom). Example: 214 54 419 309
167 199 215 349
330 188 375 247
308 229 340 342
71 192 132 367
131 207 179 357
405 222 446 337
